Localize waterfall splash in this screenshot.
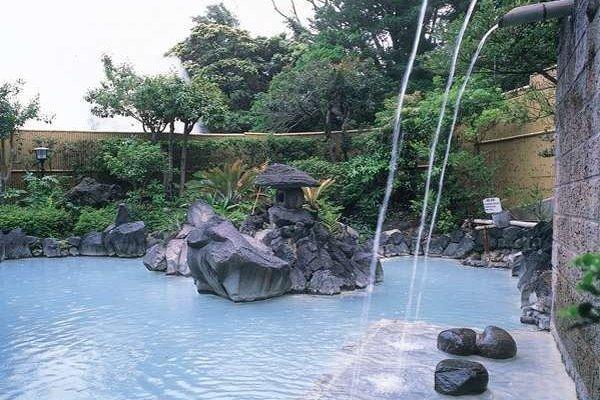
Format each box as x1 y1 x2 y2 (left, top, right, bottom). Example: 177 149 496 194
412 0 479 319
348 0 430 397
424 24 499 256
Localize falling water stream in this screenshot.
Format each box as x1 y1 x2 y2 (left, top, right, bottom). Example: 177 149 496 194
350 4 504 395
424 24 500 256
411 0 479 321
349 0 431 396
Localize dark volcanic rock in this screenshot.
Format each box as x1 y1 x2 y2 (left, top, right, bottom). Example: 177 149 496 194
268 205 315 228
240 212 268 236
434 359 489 396
308 269 344 295
143 243 167 272
66 177 120 206
437 328 477 356
443 235 475 259
0 229 35 260
428 234 450 256
114 203 131 226
255 163 318 189
187 206 291 302
42 238 63 258
476 326 517 359
79 232 108 256
103 221 147 258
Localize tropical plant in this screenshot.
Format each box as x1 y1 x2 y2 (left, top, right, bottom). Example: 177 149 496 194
186 160 263 207
561 253 600 327
22 173 68 208
302 178 336 211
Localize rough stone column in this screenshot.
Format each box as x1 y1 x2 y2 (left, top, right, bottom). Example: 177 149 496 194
552 0 600 399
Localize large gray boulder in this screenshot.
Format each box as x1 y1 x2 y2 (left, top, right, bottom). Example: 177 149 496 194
443 234 475 259
186 202 291 302
143 243 167 272
0 229 36 260
165 238 191 276
79 232 108 256
103 221 147 258
42 238 63 258
66 177 120 206
476 326 517 359
435 359 489 396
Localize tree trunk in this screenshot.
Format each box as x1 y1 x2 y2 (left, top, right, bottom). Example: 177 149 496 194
164 122 175 199
179 124 192 196
340 111 351 161
324 109 337 162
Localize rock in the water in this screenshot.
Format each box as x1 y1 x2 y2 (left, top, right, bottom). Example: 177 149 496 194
0 229 36 260
66 177 120 206
103 221 147 257
434 359 489 396
66 236 81 247
443 235 475 259
308 269 344 295
143 243 167 272
187 207 291 302
79 232 108 256
476 326 517 359
268 205 315 228
428 235 450 256
165 238 190 276
437 328 477 356
42 238 63 258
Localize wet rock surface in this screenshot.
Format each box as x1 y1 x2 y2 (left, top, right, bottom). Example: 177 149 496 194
143 243 167 272
79 232 108 256
437 328 477 356
434 359 489 396
0 229 36 260
476 326 517 359
186 201 291 302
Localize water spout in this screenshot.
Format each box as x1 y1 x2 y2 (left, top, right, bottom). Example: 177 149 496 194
499 0 573 27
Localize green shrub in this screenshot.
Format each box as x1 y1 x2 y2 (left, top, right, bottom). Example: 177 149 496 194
73 206 116 236
22 173 69 207
561 253 600 327
0 205 73 237
99 138 167 188
125 181 186 233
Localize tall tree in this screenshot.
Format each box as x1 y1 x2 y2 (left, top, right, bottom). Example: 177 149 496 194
297 0 471 84
0 81 50 197
252 45 389 160
86 56 170 140
168 4 297 132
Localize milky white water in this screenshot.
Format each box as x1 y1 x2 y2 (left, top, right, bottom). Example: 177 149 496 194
0 257 523 400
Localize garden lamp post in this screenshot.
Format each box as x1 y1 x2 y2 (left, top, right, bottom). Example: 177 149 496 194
33 147 49 176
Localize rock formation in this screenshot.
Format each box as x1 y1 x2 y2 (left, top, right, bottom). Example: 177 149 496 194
255 163 383 295
66 177 121 206
102 204 147 258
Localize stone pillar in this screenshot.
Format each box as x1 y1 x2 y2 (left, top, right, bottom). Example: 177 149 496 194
552 1 600 399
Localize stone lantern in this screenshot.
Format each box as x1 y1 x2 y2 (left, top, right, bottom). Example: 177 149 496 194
256 163 318 210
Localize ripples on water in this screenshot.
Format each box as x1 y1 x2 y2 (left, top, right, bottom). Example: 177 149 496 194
0 257 521 400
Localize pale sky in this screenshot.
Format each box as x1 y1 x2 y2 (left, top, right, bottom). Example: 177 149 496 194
1 0 312 131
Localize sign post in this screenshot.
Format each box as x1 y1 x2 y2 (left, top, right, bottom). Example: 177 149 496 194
483 197 510 229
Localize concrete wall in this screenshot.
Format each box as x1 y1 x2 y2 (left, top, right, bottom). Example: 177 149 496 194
552 0 600 399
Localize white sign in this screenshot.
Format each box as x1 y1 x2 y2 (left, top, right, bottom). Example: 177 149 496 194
483 197 503 214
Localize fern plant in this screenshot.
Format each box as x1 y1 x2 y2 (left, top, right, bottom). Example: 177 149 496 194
561 253 600 327
303 178 342 234
186 160 263 207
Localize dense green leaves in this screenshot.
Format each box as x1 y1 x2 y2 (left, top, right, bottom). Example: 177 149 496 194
169 6 297 131
562 253 600 327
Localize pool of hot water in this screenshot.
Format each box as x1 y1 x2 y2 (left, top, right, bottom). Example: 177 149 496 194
0 257 522 399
